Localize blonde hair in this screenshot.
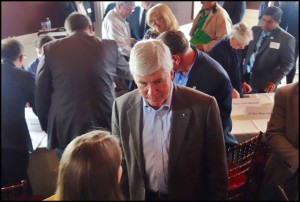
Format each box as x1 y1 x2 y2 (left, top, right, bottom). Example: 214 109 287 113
146 3 178 34
56 130 123 200
229 22 253 46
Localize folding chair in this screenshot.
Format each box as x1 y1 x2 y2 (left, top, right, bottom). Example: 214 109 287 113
227 131 263 200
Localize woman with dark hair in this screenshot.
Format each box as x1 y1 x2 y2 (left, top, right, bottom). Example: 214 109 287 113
46 130 124 200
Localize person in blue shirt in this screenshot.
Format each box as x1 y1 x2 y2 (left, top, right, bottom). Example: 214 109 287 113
210 22 253 98
26 35 55 77
158 30 238 147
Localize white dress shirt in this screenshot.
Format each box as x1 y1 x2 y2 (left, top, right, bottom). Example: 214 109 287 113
102 8 132 57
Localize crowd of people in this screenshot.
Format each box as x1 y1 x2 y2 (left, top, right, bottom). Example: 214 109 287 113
1 1 298 201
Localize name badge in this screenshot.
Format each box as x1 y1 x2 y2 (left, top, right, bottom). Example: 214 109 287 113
269 42 280 49
245 105 273 119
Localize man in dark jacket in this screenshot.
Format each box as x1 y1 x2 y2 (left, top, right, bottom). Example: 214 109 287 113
219 1 246 25
158 30 238 147
1 38 36 187
35 12 132 159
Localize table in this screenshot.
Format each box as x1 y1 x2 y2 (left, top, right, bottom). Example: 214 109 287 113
38 27 66 39
231 93 275 143
25 108 47 150
26 93 275 147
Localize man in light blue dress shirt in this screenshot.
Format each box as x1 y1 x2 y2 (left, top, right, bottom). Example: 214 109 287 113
158 30 238 147
112 39 228 200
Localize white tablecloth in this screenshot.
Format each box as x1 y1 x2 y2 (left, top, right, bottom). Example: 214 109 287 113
25 108 47 150
26 93 275 147
231 93 275 143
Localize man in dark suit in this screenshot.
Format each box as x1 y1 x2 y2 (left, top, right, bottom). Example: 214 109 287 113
64 1 95 29
35 12 132 159
243 6 295 93
112 40 228 200
219 1 246 25
158 30 238 147
280 1 299 84
1 38 36 187
127 1 154 40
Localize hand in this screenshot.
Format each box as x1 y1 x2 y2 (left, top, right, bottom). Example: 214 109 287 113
264 82 276 93
242 82 252 93
130 38 137 45
232 88 240 99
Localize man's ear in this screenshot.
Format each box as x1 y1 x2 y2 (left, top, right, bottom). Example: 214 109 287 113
18 54 24 62
172 55 180 66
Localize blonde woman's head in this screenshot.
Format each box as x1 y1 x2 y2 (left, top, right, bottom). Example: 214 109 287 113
146 3 178 34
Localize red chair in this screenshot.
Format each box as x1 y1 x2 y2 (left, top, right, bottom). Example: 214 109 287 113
1 180 47 201
226 131 263 201
1 180 28 201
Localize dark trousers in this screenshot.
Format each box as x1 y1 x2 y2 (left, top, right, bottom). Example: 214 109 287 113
1 149 29 187
145 189 168 201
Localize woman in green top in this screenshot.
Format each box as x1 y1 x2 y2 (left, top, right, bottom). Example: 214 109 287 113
189 1 232 53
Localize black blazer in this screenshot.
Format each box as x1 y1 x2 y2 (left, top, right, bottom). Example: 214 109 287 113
127 6 150 40
1 59 36 152
222 1 246 25
187 47 238 146
65 1 95 23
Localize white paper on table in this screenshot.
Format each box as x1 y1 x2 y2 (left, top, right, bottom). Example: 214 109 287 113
244 105 273 119
25 108 42 132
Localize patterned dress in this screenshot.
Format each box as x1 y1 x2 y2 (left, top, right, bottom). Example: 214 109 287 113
143 28 160 40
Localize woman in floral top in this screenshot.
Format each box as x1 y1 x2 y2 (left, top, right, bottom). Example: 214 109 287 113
143 3 178 40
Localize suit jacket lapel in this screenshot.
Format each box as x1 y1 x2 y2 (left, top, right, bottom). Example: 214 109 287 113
127 96 147 179
168 86 192 175
257 27 281 55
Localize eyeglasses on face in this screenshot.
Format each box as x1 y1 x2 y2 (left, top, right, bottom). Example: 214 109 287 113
150 16 163 24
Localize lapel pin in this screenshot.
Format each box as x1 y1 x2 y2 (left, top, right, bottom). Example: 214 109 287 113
182 113 187 117
270 36 274 40
193 86 196 89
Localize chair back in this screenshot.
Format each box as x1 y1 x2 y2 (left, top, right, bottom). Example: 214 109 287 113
27 148 59 197
1 180 28 201
227 131 263 200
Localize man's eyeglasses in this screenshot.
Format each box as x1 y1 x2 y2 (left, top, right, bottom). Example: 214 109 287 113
150 16 163 24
